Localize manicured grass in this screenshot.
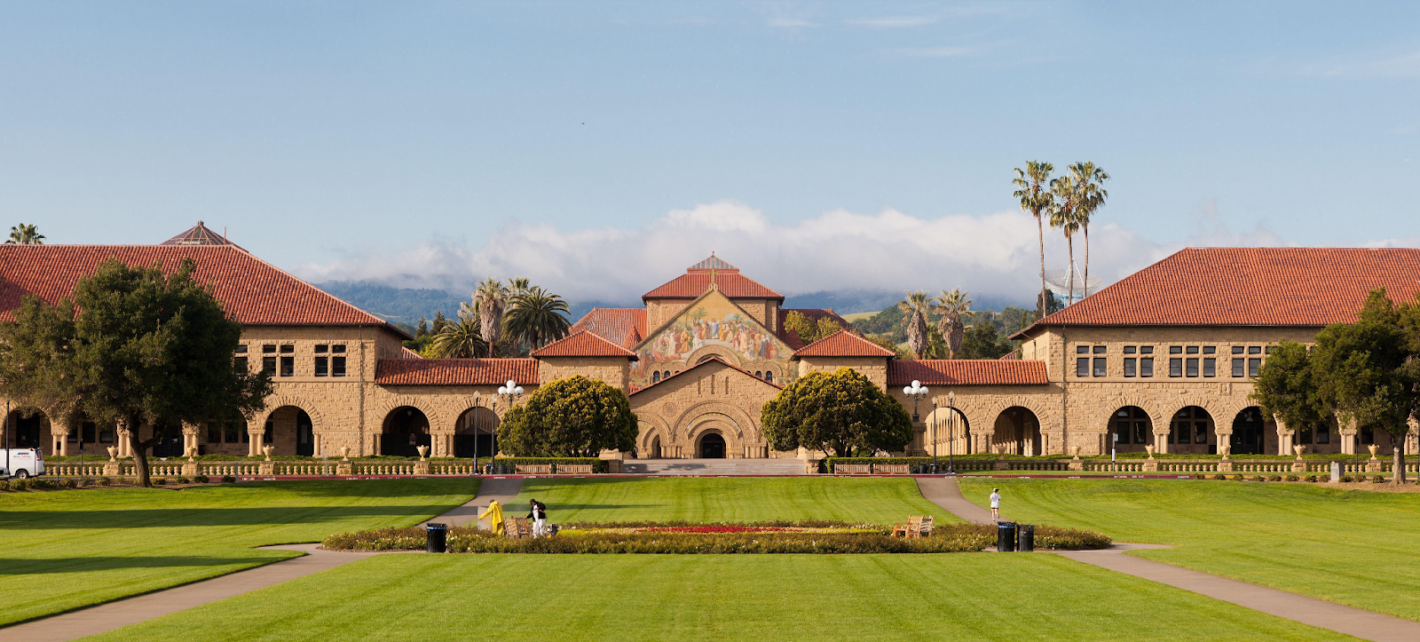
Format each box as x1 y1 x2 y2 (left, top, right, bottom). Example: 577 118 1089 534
91 553 1353 642
511 476 958 525
0 479 476 626
959 478 1420 621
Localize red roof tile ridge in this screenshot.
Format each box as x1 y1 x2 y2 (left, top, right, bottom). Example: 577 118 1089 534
793 329 896 357
531 329 638 358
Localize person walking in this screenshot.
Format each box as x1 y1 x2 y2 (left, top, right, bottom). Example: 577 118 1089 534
479 499 505 536
527 499 547 537
989 488 1002 521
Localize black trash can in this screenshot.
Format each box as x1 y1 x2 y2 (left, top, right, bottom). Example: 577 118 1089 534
426 522 447 553
1017 524 1035 552
996 521 1016 552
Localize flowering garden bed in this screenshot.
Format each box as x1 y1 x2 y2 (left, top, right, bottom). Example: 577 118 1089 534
322 521 1111 554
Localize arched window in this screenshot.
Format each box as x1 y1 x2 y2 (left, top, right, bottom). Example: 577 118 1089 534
765 371 773 383
755 371 763 379
652 371 662 383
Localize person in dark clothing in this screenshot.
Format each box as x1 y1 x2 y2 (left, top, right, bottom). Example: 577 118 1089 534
527 499 547 537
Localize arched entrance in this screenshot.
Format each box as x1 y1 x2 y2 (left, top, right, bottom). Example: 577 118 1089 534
455 407 498 459
648 435 662 459
926 407 971 456
261 406 314 457
1110 406 1152 453
1231 407 1266 455
381 406 431 457
698 432 726 459
993 407 1041 456
1170 406 1216 455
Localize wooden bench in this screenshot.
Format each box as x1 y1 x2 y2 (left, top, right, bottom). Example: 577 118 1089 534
893 515 931 538
835 464 871 475
876 464 911 475
909 515 934 538
515 464 553 475
503 517 532 539
556 464 594 474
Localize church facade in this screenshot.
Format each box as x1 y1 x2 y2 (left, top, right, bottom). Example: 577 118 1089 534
2 223 1416 461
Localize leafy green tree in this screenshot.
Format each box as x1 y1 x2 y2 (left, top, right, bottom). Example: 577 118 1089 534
784 311 842 345
6 223 44 245
427 314 486 358
0 259 272 486
496 375 638 457
505 285 571 350
932 288 972 359
1250 341 1326 440
898 291 932 359
416 315 429 338
958 322 1015 360
866 333 911 359
1035 290 1064 320
1309 290 1419 485
430 310 448 335
760 367 913 457
1013 161 1055 319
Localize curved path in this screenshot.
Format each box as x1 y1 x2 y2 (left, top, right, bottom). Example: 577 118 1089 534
917 477 1420 642
3 478 523 642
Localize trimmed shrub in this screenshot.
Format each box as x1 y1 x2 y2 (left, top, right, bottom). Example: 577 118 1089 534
1212 474 1227 481
60 478 77 489
1340 475 1354 482
194 475 210 484
98 477 112 486
1284 475 1298 482
153 477 168 486
1305 474 1318 482
31 478 55 489
1267 474 1282 482
0 480 9 491
174 476 190 484
1372 475 1386 484
10 479 28 491
1230 474 1244 481
221 475 236 484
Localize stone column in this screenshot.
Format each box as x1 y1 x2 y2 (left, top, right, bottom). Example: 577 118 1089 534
1154 430 1169 455
182 422 201 456
51 418 72 457
247 421 264 458
1337 415 1357 456
1273 415 1294 457
117 426 133 458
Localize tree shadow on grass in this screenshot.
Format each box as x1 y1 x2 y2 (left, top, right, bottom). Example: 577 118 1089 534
0 555 277 575
0 505 454 530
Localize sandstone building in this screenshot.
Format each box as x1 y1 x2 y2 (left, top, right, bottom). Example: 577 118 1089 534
2 224 1416 461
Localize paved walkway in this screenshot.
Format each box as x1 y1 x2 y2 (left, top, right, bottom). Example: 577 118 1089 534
419 477 524 529
917 476 1420 642
4 479 521 642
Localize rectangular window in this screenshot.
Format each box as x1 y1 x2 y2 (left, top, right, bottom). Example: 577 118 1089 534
1123 346 1137 355
1317 423 1330 444
262 356 276 375
280 356 294 377
1248 346 1262 355
314 356 329 377
1232 358 1244 377
332 356 347 377
1232 346 1245 355
82 422 96 444
1169 346 1182 355
332 345 346 354
1203 358 1216 377
207 424 221 443
1124 358 1137 377
262 344 276 354
1248 358 1261 378
225 422 241 444
1203 346 1216 355
1169 358 1183 377
1133 421 1148 445
1186 346 1199 355
99 427 115 443
1093 357 1106 377
1194 422 1208 444
235 344 248 354
1140 346 1154 355
1266 346 1277 355
279 344 294 354
1093 346 1106 354
1076 345 1089 355
1077 358 1090 377
67 431 78 443
1185 358 1199 377
1299 423 1314 445
315 344 329 353
1141 357 1154 377
1175 422 1190 444
234 356 248 373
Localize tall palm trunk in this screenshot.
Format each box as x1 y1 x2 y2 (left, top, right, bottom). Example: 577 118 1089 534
1066 235 1075 304
1037 214 1046 319
1082 224 1090 298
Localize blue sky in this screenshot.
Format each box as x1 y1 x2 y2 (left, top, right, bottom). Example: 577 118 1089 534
2 1 1418 303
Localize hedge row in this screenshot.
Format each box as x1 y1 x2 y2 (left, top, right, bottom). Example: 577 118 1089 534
323 523 1112 553
0 475 238 491
562 519 861 529
490 457 607 474
1194 473 1396 483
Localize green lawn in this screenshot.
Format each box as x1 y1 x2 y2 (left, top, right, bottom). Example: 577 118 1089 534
959 478 1420 621
90 553 1353 642
0 479 476 626
511 476 958 525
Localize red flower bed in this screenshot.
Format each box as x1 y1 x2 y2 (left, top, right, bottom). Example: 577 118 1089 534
642 525 785 534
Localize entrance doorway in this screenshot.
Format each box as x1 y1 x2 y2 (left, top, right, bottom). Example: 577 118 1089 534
1231 407 1266 455
455 407 498 459
381 406 431 457
699 433 726 459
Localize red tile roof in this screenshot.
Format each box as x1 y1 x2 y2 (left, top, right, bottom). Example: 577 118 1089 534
887 360 1048 386
793 330 897 358
530 330 639 358
643 258 783 300
1019 248 1420 335
0 245 405 335
569 308 647 347
375 358 538 386
629 355 782 396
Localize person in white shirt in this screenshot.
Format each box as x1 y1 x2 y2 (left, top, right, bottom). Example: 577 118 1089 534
527 499 547 537
989 489 1001 521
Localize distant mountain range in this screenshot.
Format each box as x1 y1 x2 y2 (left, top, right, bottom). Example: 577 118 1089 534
316 280 1030 333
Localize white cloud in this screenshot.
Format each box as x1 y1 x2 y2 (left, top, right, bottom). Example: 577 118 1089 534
295 200 1262 306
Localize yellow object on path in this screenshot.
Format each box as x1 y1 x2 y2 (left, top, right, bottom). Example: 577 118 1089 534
478 500 505 536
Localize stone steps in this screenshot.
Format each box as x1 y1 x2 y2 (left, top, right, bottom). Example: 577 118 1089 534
621 458 807 476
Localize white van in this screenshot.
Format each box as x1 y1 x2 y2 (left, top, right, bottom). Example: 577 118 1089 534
1 448 45 478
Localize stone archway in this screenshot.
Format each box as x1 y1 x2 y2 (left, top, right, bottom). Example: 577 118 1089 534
674 401 762 458
261 406 315 457
992 407 1042 456
686 414 743 458
1168 406 1217 455
698 430 727 459
1109 406 1153 453
924 407 971 457
381 406 431 457
455 406 499 459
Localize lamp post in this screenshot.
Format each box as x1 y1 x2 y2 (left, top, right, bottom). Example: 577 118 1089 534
903 380 929 468
947 391 956 475
494 380 524 473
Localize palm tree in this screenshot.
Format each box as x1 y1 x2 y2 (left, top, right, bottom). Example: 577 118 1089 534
428 315 486 358
507 277 531 295
1050 175 1083 303
505 286 571 350
6 224 44 245
898 291 932 359
1012 162 1055 320
933 288 973 359
1065 162 1109 297
470 277 509 358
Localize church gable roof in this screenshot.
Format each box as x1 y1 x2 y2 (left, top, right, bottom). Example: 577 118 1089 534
531 330 638 359
632 287 792 358
629 355 782 396
643 255 782 301
569 308 647 347
0 244 404 335
793 330 896 358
